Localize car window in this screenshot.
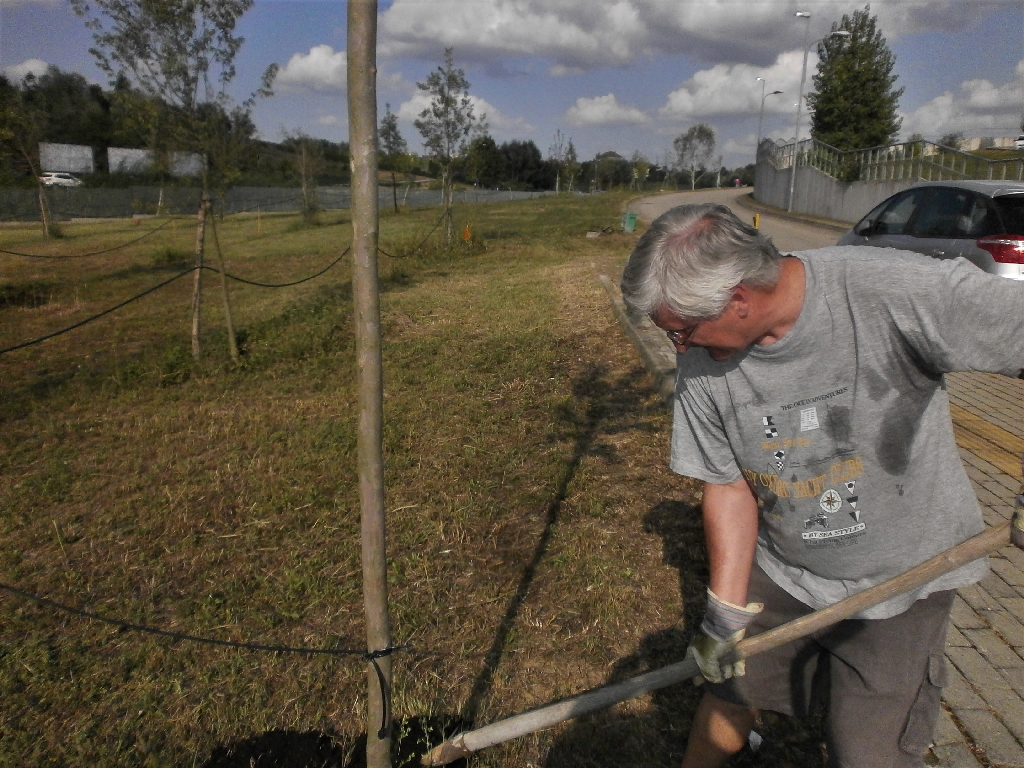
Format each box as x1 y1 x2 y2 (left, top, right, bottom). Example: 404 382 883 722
955 194 998 237
908 187 974 238
874 189 925 235
992 195 1024 235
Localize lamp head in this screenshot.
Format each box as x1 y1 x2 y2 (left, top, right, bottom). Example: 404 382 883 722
794 11 811 18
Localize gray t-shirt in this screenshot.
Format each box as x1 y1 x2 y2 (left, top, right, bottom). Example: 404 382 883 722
670 247 1024 619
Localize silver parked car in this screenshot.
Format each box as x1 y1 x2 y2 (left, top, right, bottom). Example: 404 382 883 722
837 180 1024 280
39 172 83 188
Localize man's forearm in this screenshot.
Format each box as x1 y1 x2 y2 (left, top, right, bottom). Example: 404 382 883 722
702 479 760 606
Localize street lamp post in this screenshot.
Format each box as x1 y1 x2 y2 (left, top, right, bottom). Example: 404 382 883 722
787 13 852 211
756 77 783 152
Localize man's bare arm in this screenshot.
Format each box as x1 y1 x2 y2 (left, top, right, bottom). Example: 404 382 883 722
703 479 760 606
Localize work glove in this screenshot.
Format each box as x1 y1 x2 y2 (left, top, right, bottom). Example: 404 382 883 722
686 588 763 685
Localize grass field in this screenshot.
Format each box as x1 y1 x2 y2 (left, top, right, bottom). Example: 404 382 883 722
0 194 827 767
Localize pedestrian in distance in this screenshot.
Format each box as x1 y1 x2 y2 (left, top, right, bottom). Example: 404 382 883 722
620 203 1024 768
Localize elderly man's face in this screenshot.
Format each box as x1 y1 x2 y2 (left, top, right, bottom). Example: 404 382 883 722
651 300 752 361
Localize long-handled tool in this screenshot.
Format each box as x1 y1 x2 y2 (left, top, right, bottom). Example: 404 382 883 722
424 519 1015 766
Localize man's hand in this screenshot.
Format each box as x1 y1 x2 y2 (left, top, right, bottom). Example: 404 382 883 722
686 588 763 684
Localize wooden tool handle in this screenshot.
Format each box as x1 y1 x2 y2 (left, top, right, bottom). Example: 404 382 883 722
422 520 1010 766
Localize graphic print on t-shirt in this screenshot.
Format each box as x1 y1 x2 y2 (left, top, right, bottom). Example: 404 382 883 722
746 387 867 549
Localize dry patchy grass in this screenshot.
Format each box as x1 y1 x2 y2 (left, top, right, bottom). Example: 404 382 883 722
0 194 826 767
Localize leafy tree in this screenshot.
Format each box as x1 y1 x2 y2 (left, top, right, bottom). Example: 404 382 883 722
938 131 963 151
414 47 486 241
0 73 57 234
378 103 407 212
70 0 277 192
807 6 903 150
673 123 716 190
500 139 546 189
464 134 505 187
630 151 650 191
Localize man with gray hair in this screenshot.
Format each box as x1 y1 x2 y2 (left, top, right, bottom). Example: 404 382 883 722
620 203 1024 767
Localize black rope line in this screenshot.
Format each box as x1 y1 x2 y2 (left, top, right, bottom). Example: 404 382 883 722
207 215 351 287
0 267 195 355
0 218 179 259
377 210 447 260
0 580 404 738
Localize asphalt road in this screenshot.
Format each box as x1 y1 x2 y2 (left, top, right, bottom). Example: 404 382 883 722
631 187 844 253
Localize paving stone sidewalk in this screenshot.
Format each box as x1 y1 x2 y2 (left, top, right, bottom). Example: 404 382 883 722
601 279 1024 767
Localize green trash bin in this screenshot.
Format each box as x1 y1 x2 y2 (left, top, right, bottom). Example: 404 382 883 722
622 212 638 233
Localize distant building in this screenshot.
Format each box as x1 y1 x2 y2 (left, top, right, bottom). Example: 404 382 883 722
107 147 204 177
960 136 1017 151
40 143 94 174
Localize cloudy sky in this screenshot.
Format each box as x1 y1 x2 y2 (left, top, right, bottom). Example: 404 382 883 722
2 0 1022 167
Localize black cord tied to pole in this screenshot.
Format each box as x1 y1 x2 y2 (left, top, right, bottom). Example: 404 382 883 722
363 644 409 739
0 580 411 740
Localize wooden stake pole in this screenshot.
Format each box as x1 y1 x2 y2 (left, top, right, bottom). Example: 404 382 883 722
208 217 239 363
348 3 392 768
423 521 1012 766
191 192 208 359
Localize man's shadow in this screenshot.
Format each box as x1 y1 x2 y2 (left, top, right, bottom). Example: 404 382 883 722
542 499 828 768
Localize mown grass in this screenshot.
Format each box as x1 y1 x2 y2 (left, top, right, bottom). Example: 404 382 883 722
0 194 827 767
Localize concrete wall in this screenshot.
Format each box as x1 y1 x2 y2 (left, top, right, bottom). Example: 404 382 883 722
108 147 205 177
754 157 916 224
40 143 94 173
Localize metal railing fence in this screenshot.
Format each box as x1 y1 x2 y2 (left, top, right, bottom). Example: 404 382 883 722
760 137 1024 184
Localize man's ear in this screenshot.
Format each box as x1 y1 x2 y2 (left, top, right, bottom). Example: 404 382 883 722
730 284 751 319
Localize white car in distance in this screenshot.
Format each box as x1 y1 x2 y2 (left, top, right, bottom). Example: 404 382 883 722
39 172 83 188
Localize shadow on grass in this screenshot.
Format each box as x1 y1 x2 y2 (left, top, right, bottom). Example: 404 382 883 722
540 497 829 768
460 360 668 725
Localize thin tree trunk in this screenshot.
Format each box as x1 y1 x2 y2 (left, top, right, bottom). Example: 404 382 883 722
208 216 239 363
191 192 208 359
444 168 453 244
391 171 399 213
36 183 52 238
348 3 393 767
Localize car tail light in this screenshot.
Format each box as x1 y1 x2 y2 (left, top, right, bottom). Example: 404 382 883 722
977 234 1024 264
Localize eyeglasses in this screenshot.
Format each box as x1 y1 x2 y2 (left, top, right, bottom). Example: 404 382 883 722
665 322 701 346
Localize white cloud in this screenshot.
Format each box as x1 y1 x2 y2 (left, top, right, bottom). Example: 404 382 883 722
550 64 584 78
3 58 48 82
277 45 347 92
378 0 992 71
901 59 1024 139
660 51 807 120
566 94 649 127
396 91 533 142
316 115 340 126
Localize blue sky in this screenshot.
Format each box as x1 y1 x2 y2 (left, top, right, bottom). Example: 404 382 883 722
2 0 1022 168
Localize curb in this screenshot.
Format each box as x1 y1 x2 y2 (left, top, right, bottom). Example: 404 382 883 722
732 192 853 233
598 273 676 403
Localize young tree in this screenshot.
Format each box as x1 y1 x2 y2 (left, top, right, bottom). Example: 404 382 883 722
630 151 650 191
807 6 903 150
71 0 277 358
284 130 325 219
548 129 567 193
564 139 580 193
0 73 56 235
378 103 407 213
414 47 486 242
673 123 716 190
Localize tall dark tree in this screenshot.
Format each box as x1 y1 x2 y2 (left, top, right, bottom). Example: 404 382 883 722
464 134 505 187
807 6 903 150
